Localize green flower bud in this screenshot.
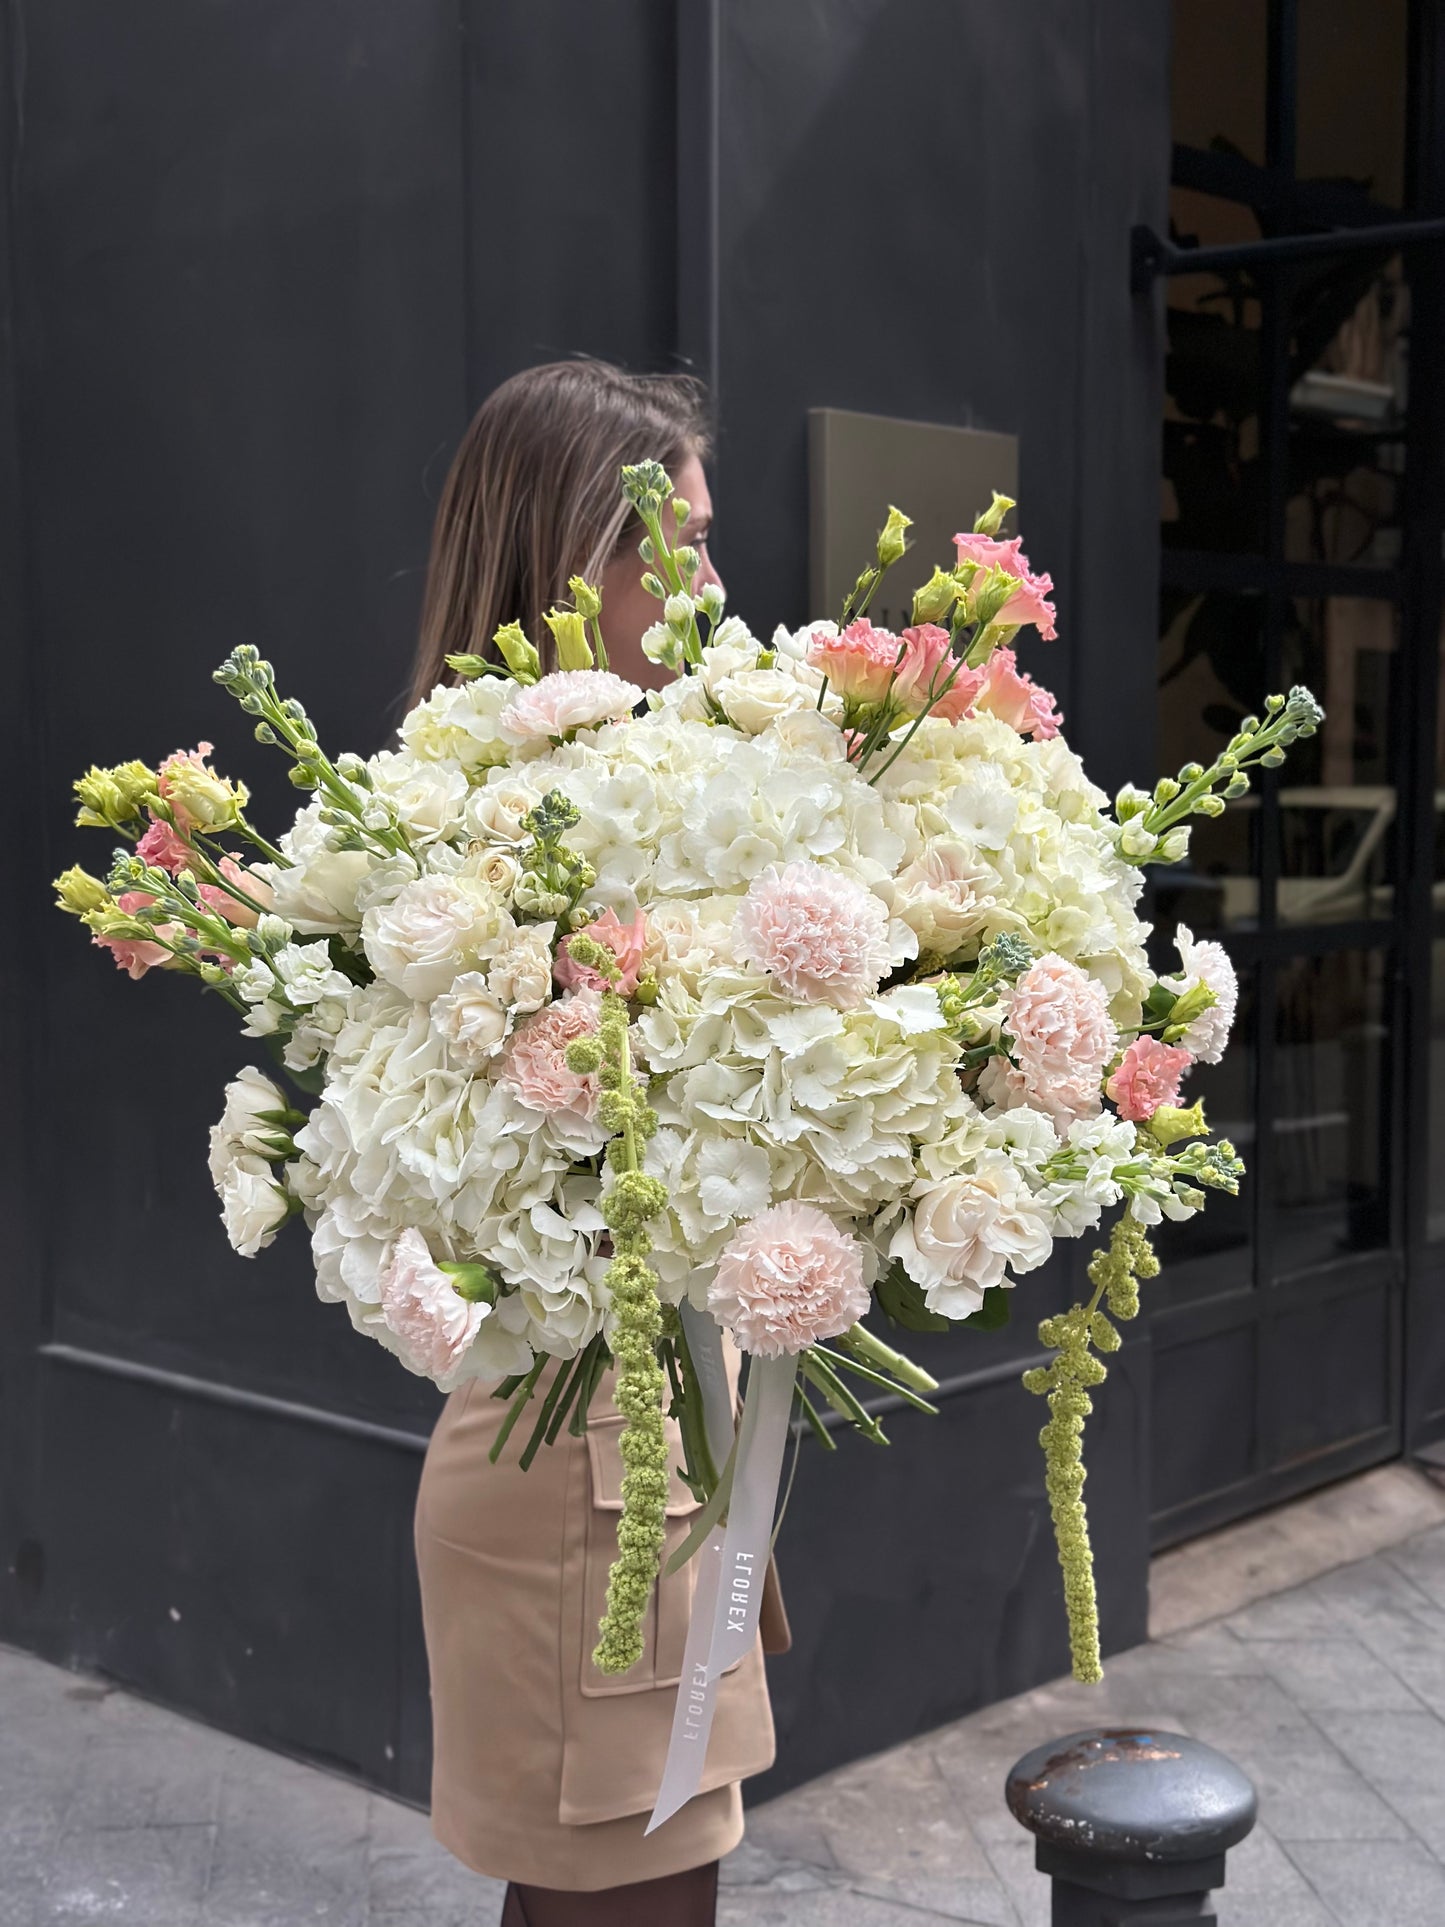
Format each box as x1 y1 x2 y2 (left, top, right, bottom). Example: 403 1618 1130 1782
911 567 959 626
973 490 1016 537
53 866 113 916
544 607 593 672
876 505 912 568
567 576 603 621
439 1261 499 1305
493 621 542 683
445 652 491 681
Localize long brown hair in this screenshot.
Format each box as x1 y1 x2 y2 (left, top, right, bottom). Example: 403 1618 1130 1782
410 359 710 706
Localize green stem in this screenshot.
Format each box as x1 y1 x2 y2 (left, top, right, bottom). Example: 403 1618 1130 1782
488 1355 547 1465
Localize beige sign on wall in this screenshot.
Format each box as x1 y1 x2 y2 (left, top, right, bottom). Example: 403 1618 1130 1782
808 408 1019 631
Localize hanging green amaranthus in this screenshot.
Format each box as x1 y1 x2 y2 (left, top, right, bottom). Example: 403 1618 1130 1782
564 932 671 1675
1024 1213 1159 1683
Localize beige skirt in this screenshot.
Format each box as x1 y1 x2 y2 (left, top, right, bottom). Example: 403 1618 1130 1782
414 1360 779 1891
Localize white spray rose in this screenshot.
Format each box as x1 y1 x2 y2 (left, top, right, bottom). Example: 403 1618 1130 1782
216 1151 291 1258
431 973 512 1067
890 1153 1054 1317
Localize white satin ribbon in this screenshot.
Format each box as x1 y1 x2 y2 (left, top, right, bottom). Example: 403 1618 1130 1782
646 1318 795 1835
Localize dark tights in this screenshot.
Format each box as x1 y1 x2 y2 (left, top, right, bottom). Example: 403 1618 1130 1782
500 1860 718 1926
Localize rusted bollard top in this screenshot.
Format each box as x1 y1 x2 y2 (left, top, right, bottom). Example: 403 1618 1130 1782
1005 1728 1257 1865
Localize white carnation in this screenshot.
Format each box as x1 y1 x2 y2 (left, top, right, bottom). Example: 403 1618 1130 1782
890 1154 1054 1317
216 1151 291 1258
362 873 509 1000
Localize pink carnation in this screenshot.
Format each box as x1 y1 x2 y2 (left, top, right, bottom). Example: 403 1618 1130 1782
973 647 1063 740
893 624 988 722
708 1202 870 1357
501 670 642 743
983 953 1118 1130
806 618 902 707
135 815 194 874
1106 1036 1193 1123
379 1228 485 1380
734 860 892 1009
497 989 601 1120
91 889 176 980
555 906 648 996
198 856 273 929
952 532 1058 640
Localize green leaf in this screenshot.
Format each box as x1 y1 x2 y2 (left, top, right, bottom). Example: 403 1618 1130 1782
875 1259 949 1334
962 1286 1012 1334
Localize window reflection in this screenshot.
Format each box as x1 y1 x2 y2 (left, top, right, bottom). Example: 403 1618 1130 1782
1163 190 1264 557
1155 593 1264 932
1296 0 1407 209
1286 258 1407 570
1277 597 1395 923
1273 949 1388 1275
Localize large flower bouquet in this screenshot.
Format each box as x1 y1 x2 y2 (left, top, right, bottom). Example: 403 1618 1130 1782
56 460 1319 1755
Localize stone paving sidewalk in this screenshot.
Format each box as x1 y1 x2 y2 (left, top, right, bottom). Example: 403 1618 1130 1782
6 1477 1445 1926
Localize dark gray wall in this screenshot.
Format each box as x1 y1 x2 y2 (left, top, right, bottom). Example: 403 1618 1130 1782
0 0 1170 1805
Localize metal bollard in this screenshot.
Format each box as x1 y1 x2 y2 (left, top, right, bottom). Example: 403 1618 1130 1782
1005 1727 1257 1925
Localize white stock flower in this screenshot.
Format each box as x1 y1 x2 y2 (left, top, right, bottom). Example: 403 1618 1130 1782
1160 925 1238 1064
272 941 354 1008
487 920 556 1012
209 1067 290 1183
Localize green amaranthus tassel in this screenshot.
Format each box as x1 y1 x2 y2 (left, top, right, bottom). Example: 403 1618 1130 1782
564 934 670 1675
1024 1214 1159 1683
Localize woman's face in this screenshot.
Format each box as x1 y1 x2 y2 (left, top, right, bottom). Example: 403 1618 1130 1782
598 452 723 690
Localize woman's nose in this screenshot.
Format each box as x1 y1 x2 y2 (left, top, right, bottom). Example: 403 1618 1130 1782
693 550 724 598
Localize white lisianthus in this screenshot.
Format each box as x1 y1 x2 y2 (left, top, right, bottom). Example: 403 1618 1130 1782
362 872 508 1000
890 1153 1054 1317
261 799 374 936
216 1150 291 1257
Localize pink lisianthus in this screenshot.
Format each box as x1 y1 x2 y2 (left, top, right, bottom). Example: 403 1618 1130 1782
708 1202 870 1357
981 952 1118 1130
500 670 642 743
91 889 177 979
1106 1035 1193 1124
893 623 988 723
198 856 273 929
973 647 1063 740
379 1228 486 1380
555 906 648 996
735 860 892 1009
497 989 602 1121
135 814 194 874
806 618 903 707
952 532 1058 640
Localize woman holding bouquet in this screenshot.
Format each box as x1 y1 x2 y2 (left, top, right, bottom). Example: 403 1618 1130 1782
410 360 783 1927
